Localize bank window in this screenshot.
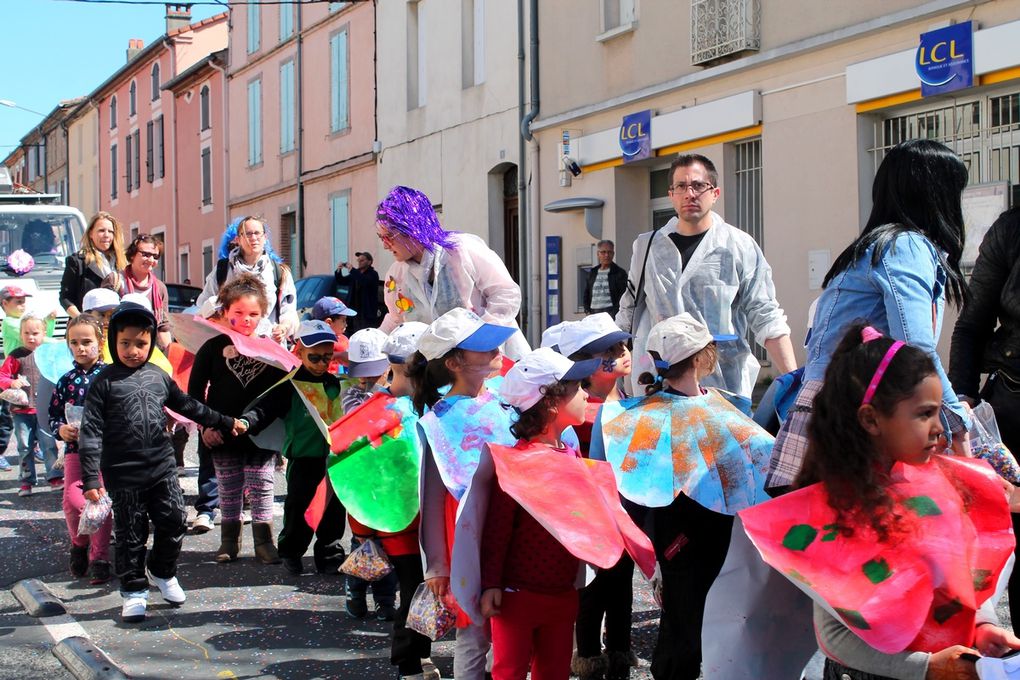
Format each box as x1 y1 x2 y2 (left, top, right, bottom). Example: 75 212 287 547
730 137 766 361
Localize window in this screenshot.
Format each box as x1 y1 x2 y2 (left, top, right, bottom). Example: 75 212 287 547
110 143 118 199
200 85 211 131
154 116 165 178
129 81 137 116
201 147 212 205
329 2 348 11
110 96 118 129
125 134 134 192
131 129 140 190
280 60 295 151
202 243 214 277
407 2 426 109
330 31 349 132
146 120 154 183
731 137 766 361
600 0 636 34
330 192 350 270
151 62 160 101
691 0 761 65
247 0 261 54
462 0 485 88
280 3 293 41
248 78 263 166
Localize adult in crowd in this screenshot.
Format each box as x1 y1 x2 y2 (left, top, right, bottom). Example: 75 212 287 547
375 185 530 359
949 206 1020 631
196 216 299 343
105 234 172 352
583 239 627 318
767 137 972 487
335 251 380 332
60 211 127 317
615 154 795 398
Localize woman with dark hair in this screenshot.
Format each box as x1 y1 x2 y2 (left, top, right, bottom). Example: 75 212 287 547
105 234 172 351
60 212 128 317
766 138 972 491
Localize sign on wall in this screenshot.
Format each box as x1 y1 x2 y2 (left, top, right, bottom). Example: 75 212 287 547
916 21 974 97
619 109 652 163
546 236 562 325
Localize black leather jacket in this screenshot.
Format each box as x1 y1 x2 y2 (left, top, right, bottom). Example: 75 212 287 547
583 262 628 314
949 208 1020 397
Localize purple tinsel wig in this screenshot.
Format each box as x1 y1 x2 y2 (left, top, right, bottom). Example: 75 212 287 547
376 186 457 252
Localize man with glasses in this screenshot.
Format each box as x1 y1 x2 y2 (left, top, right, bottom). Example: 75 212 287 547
616 154 796 401
583 240 628 318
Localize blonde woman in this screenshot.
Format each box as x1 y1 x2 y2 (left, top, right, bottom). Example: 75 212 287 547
60 212 127 317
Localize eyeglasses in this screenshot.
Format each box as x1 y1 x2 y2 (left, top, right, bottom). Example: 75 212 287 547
137 251 161 261
241 231 265 240
669 181 715 196
377 230 398 246
304 353 332 365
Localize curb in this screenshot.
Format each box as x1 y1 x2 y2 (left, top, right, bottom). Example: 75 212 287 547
52 636 129 680
12 578 65 617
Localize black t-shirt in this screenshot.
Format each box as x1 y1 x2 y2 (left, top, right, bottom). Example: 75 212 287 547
668 231 708 269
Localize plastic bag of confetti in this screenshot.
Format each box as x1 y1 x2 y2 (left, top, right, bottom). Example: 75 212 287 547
78 494 112 535
406 582 457 641
339 538 393 581
971 401 1020 485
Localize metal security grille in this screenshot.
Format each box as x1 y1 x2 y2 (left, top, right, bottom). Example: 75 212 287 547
691 0 761 66
733 137 767 361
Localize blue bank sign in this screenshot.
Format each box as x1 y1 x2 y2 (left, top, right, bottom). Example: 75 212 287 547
916 21 974 97
620 110 652 163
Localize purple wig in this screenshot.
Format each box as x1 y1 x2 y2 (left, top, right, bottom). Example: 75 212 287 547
376 186 457 252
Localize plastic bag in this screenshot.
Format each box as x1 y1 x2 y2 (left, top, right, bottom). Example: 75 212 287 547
406 582 457 641
65 404 84 429
77 494 112 536
339 538 393 581
971 401 1020 485
0 387 28 407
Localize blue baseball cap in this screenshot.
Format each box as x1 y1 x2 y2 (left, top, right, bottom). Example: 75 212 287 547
312 296 357 320
296 320 338 347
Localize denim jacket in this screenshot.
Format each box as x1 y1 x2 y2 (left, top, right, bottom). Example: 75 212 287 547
804 231 969 433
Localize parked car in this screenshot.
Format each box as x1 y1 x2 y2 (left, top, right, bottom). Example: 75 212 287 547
166 283 202 313
295 275 347 320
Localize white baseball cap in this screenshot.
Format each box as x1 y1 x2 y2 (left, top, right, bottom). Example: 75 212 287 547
121 292 153 311
348 327 390 377
296 319 337 348
381 322 428 364
416 308 517 361
559 313 631 358
540 320 577 352
82 287 121 313
646 313 736 369
499 347 600 411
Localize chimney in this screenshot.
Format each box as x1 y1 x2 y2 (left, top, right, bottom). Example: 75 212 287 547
126 38 144 62
165 3 193 34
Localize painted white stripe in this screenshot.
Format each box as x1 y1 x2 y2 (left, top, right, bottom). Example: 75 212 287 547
39 613 89 643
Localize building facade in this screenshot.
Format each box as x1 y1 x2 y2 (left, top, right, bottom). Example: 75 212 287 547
227 1 376 279
65 102 101 219
532 0 1020 376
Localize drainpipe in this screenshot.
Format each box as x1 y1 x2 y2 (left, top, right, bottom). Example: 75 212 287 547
516 0 527 332
211 55 229 234
295 1 306 276
164 37 179 281
519 0 540 345
60 118 70 206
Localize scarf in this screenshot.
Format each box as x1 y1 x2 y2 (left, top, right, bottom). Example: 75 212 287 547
123 267 165 325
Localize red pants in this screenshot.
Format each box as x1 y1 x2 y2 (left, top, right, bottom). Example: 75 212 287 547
490 589 579 680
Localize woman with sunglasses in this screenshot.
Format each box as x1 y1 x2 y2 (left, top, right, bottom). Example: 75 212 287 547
375 186 530 360
104 234 172 351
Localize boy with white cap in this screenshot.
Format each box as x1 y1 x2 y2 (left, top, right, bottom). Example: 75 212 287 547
342 327 390 413
241 320 347 575
81 288 120 330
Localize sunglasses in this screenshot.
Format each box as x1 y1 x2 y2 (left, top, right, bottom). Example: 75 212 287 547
304 353 332 365
137 251 161 260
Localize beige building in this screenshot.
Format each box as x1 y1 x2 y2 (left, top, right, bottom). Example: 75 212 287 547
3 99 83 201
532 0 1020 377
65 102 100 220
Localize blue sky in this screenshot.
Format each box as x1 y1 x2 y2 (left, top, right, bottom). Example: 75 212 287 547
1 0 224 150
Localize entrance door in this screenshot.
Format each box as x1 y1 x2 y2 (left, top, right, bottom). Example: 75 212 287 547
503 166 520 284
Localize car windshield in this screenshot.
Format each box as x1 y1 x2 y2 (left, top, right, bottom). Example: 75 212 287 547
0 212 82 278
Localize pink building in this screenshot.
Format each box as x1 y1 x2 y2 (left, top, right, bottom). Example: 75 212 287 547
227 1 377 279
93 7 227 282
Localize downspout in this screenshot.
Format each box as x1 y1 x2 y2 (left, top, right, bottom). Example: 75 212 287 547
60 118 70 205
211 55 229 232
295 1 306 276
516 0 526 330
164 36 179 281
519 0 540 345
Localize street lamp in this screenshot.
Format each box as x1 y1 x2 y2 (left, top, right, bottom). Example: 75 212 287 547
0 100 48 118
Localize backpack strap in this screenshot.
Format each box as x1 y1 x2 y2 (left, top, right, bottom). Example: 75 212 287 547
215 258 230 290
625 226 663 331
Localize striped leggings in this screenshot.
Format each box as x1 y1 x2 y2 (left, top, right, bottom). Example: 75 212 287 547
211 451 276 523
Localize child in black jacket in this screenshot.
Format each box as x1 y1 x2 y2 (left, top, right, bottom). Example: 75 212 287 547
80 302 245 623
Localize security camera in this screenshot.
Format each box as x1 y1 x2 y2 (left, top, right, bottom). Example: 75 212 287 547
562 156 582 177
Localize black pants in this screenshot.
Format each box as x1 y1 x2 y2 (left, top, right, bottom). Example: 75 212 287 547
823 658 894 680
983 371 1020 630
389 553 432 674
110 474 187 593
576 553 635 657
650 494 734 680
279 457 346 565
346 536 398 605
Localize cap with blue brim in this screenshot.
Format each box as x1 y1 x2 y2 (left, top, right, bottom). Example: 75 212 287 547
500 347 600 411
418 308 518 361
648 313 737 369
559 313 632 358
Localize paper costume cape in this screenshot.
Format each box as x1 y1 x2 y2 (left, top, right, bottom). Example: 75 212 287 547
317 392 422 533
35 340 173 385
170 312 299 372
740 455 1015 654
245 370 338 453
598 389 773 512
416 390 516 500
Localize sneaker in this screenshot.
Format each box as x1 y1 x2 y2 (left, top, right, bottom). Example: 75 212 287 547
69 545 89 578
121 591 148 623
376 603 396 621
48 478 64 491
421 658 441 680
148 573 186 606
0 457 11 471
34 450 44 463
18 484 32 497
282 556 304 575
400 675 425 680
240 509 252 525
191 513 213 534
345 593 368 619
88 560 112 585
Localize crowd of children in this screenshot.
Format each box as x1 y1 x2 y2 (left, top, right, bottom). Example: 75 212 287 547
8 254 1020 680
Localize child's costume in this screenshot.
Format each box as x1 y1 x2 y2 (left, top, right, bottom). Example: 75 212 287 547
1 345 62 487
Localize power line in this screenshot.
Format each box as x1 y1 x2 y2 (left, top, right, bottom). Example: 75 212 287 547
53 0 367 6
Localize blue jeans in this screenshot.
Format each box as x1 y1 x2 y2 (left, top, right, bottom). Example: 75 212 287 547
15 412 60 485
0 401 13 467
194 439 219 517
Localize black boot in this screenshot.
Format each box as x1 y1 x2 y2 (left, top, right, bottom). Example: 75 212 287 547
605 650 637 680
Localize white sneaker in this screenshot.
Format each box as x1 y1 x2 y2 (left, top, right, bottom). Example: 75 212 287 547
421 657 441 680
121 591 148 622
400 675 424 680
149 573 186 606
191 513 213 534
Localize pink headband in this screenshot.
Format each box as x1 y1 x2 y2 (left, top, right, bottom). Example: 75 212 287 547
860 326 904 406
